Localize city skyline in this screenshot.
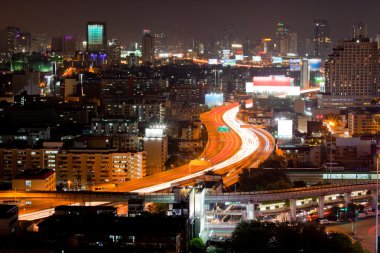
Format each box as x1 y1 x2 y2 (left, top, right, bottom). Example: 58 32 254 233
1 0 380 43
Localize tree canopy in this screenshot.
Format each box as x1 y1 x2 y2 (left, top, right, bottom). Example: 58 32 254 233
229 220 368 253
238 168 292 191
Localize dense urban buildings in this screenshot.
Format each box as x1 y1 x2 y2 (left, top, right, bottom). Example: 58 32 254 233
0 1 379 252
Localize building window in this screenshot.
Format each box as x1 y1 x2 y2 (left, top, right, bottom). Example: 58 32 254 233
26 180 32 188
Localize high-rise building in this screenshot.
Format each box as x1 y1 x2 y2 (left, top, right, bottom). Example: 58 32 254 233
352 22 368 39
154 33 167 53
108 38 121 64
221 24 233 50
275 22 297 56
319 38 379 108
15 32 31 53
0 27 20 54
51 36 63 52
31 32 48 52
63 35 78 55
313 19 332 60
141 30 155 64
86 22 107 52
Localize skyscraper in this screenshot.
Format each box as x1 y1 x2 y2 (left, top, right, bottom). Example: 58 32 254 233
221 24 234 50
63 35 78 55
31 32 48 53
313 19 331 60
141 30 155 64
154 33 167 54
86 22 107 52
352 22 368 39
275 22 297 56
319 37 379 108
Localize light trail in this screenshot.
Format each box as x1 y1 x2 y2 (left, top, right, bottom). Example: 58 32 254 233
132 105 262 193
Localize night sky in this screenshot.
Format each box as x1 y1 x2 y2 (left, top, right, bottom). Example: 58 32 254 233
1 0 380 44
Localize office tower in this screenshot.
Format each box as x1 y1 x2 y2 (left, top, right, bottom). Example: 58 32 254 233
108 38 121 64
221 24 233 50
141 30 155 64
51 36 63 52
0 26 19 54
86 21 107 52
275 22 297 56
313 19 332 60
376 33 380 49
154 33 167 53
319 38 379 108
352 22 368 39
15 32 31 53
31 32 48 52
63 35 78 55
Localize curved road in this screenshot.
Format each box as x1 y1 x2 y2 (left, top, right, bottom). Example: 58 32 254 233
130 104 274 193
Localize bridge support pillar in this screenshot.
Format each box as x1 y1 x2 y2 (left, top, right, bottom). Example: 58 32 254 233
289 199 297 221
317 196 325 219
372 190 379 211
247 201 255 220
344 192 351 207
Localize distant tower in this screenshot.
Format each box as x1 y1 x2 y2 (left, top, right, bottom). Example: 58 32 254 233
221 24 234 50
313 19 331 60
141 30 155 64
275 22 297 56
352 22 368 39
86 21 107 52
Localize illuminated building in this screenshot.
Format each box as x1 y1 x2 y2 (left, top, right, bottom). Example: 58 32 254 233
15 32 31 53
275 22 297 56
63 35 78 55
221 23 234 50
0 27 19 54
313 19 331 60
12 169 56 191
31 32 48 53
51 36 63 52
143 126 168 175
320 37 379 108
352 22 368 39
86 21 107 52
57 149 146 188
348 111 380 135
141 30 155 64
0 148 59 181
154 32 167 53
108 38 121 64
91 118 138 135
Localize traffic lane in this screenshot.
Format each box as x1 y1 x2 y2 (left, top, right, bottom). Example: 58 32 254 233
327 217 377 253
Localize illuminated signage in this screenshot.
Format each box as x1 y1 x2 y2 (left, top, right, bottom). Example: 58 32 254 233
308 58 322 71
145 128 164 138
290 59 301 71
208 59 219 65
277 119 293 139
253 75 293 86
205 93 224 107
252 56 262 62
272 57 283 64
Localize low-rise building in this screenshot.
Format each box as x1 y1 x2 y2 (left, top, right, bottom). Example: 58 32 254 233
12 169 56 191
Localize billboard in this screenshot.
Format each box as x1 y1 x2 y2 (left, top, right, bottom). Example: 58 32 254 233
222 59 236 66
253 75 293 86
277 119 293 139
290 59 301 71
272 57 283 64
252 56 262 62
145 128 164 138
308 58 322 71
208 59 219 65
235 54 244 61
205 93 224 107
246 82 254 93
